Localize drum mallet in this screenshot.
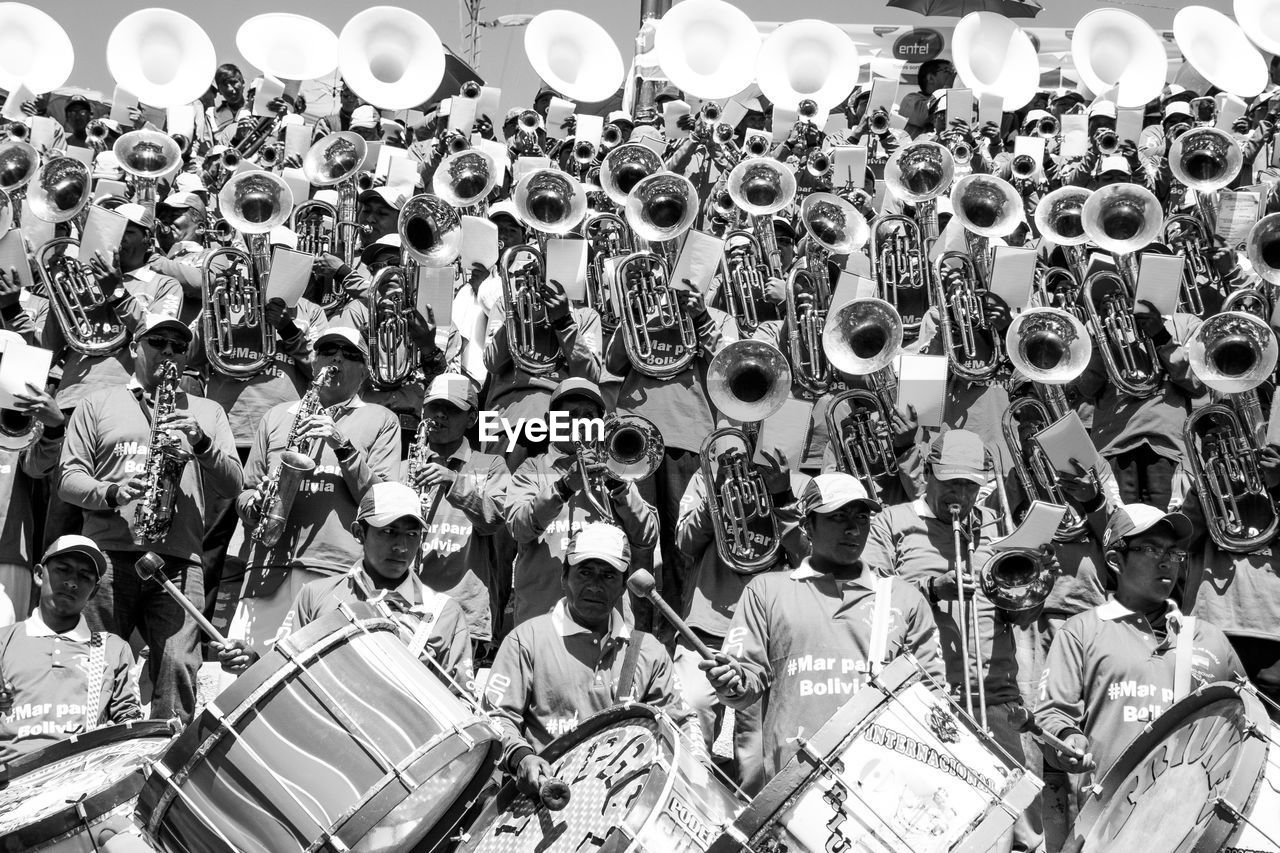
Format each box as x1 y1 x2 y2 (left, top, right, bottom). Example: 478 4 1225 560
627 569 716 660
135 552 229 645
538 777 571 811
1008 705 1094 768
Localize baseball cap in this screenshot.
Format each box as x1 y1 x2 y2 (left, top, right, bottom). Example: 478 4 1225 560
351 104 380 130
927 430 986 484
42 535 108 577
800 473 882 516
549 377 605 410
1023 109 1053 128
1088 100 1117 119
1104 504 1194 549
1099 155 1132 175
157 191 206 218
357 482 424 527
116 202 154 230
424 372 478 411
568 522 631 572
136 313 193 343
607 109 634 126
65 95 92 112
315 326 370 360
486 199 521 223
358 186 408 211
1163 101 1192 121
360 233 401 265
174 172 208 195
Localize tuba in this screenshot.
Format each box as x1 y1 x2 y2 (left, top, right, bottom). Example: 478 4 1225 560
823 298 905 500
28 155 91 229
702 340 793 573
953 11 1038 113
202 170 294 378
576 415 665 520
653 0 762 101
433 147 497 215
107 9 215 108
1184 311 1280 552
132 361 192 545
789 192 869 396
367 194 461 389
1002 308 1094 542
584 213 632 337
755 19 861 118
113 130 181 219
614 171 700 379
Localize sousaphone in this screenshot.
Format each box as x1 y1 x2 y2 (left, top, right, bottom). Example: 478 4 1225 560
755 19 861 115
338 7 445 110
953 12 1038 112
524 9 624 103
237 14 339 82
0 4 74 96
654 0 761 100
107 8 216 107
1071 9 1168 108
1234 0 1280 55
1174 5 1267 98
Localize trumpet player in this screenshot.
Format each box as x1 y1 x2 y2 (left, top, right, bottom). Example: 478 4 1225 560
505 378 658 625
313 78 365 139
224 327 401 663
60 95 94 150
58 315 241 723
206 64 253 148
152 191 212 324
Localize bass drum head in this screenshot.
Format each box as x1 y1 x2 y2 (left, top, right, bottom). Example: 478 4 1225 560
456 704 743 853
0 720 179 850
1070 682 1272 852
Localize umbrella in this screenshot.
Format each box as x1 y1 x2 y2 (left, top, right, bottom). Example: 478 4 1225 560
886 0 1042 18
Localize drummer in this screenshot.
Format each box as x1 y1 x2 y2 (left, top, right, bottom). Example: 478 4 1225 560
483 522 704 797
700 473 942 779
0 537 141 764
215 483 475 694
1035 503 1246 789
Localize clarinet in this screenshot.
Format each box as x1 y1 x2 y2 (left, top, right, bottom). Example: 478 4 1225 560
133 362 191 545
406 414 444 520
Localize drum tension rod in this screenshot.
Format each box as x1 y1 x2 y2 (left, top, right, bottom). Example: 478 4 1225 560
1213 797 1280 849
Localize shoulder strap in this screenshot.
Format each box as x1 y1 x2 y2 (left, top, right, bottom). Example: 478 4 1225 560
1173 615 1197 702
616 630 648 702
85 632 108 730
867 574 893 676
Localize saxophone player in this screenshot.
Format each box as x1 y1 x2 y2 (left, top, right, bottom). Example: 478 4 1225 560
57 315 241 723
224 327 401 662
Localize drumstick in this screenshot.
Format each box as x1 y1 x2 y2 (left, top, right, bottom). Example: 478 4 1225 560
626 569 715 660
1008 705 1093 766
134 553 229 645
538 776 572 811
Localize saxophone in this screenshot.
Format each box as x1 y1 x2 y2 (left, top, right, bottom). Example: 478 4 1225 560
251 366 337 547
132 362 192 545
406 413 440 517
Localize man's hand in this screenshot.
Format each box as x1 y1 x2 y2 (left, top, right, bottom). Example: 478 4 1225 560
560 465 585 496
677 287 708 322
982 291 1012 333
313 253 346 279
0 267 21 308
544 280 571 324
1132 299 1164 340
698 652 745 697
1057 458 1101 504
888 404 919 452
263 297 295 331
11 383 62 428
115 474 150 506
90 250 124 294
407 306 437 351
1050 732 1095 773
756 448 791 495
931 568 978 602
296 413 349 450
515 754 553 797
0 678 13 714
412 462 457 490
467 262 490 294
211 640 259 674
159 411 207 448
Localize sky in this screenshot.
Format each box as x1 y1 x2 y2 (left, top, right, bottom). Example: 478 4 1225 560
31 0 1239 114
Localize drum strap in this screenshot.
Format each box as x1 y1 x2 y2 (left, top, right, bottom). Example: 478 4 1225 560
616 632 648 702
84 632 107 730
867 573 892 676
1172 613 1196 702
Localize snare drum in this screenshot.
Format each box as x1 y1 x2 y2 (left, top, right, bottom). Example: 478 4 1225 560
709 657 1041 853
456 704 747 853
0 720 177 852
136 606 501 853
1070 681 1280 852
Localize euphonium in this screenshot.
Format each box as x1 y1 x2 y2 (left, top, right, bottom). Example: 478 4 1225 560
576 414 665 520
1081 182 1162 288
727 156 797 279
202 170 293 378
935 250 1005 382
433 147 497 214
789 192 869 396
114 130 181 218
28 156 91 229
290 199 338 256
500 242 559 377
303 131 370 307
822 298 905 500
1035 264 1087 322
950 173 1022 283
368 194 461 388
702 341 792 574
600 143 663 207
720 230 769 335
252 365 338 547
615 172 699 379
1184 311 1280 552
1081 268 1162 397
1239 212 1280 320
1002 308 1094 542
132 361 191 545
1035 186 1094 281
884 140 954 240
1161 213 1218 316
869 213 929 335
584 213 631 336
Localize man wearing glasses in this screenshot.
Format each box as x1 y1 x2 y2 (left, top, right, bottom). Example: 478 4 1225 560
1035 504 1246 795
224 327 400 666
58 314 241 723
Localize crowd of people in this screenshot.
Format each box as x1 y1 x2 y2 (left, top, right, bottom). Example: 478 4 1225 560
1 24 1280 853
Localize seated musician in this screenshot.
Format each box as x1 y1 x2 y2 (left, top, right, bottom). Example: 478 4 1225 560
0 537 141 764
702 473 942 779
484 522 702 796
1035 504 1246 791
216 483 474 693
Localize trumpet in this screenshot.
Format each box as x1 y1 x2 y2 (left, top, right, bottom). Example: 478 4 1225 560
257 142 284 169
1010 154 1039 182
868 108 891 136
702 341 792 574
600 123 624 150
1082 268 1162 397
805 150 832 179
572 138 597 167
576 415 664 520
1097 129 1120 155
233 115 280 161
692 102 723 142
1184 311 1280 552
1002 308 1094 543
87 120 110 144
1036 114 1059 138
219 148 241 171
584 213 631 336
6 122 27 142
823 298 905 499
720 230 769 335
512 109 544 156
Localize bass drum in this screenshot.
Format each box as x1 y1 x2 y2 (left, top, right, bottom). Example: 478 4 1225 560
0 720 179 852
1069 681 1280 852
136 606 501 853
708 656 1042 853
455 703 747 853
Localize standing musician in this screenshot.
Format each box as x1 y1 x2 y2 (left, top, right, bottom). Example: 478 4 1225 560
206 63 252 147
225 327 399 662
484 522 702 797
60 95 94 150
702 473 942 780
0 537 142 764
150 190 213 324
505 378 658 625
410 374 510 650
311 186 406 312
58 315 241 722
1035 504 1246 790
216 483 474 693
313 78 365 139
899 59 957 139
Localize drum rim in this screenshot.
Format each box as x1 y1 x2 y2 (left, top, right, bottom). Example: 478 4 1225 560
0 719 179 849
1071 681 1271 853
706 656 1035 853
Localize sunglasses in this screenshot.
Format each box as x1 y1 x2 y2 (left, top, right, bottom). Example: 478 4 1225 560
143 336 189 355
317 343 365 362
